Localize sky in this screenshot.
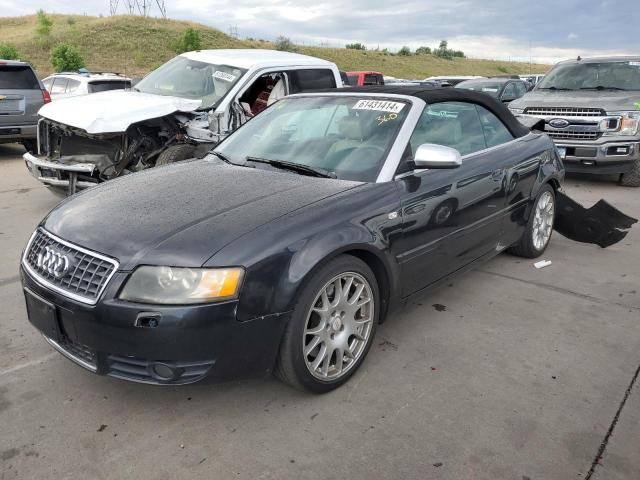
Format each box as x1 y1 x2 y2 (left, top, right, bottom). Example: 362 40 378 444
1 0 639 64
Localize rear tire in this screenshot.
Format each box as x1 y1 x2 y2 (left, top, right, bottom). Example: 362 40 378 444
155 144 197 167
619 159 640 187
509 184 555 258
275 255 379 393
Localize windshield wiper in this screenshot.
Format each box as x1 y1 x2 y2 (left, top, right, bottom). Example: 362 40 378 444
245 156 337 179
210 150 242 166
538 86 574 91
579 86 626 91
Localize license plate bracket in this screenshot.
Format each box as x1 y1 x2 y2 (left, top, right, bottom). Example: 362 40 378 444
24 288 62 342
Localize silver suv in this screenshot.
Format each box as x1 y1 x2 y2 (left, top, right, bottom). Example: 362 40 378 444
509 56 640 186
0 60 50 152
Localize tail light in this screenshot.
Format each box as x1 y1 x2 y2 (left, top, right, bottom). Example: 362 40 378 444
42 89 51 104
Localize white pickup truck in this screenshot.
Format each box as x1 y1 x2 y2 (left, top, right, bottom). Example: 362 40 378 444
24 49 342 194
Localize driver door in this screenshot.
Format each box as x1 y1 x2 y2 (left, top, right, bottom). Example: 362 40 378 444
394 101 507 296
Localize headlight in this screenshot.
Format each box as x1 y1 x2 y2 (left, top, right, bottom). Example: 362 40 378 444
618 111 640 136
509 107 524 114
119 266 244 304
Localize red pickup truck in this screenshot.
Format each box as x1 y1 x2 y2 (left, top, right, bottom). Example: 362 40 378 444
346 71 385 86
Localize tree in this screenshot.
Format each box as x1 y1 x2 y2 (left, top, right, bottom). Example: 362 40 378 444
397 46 412 56
346 42 366 51
51 43 85 72
415 46 431 55
173 28 201 54
35 10 53 38
0 43 19 60
434 40 463 60
274 36 296 52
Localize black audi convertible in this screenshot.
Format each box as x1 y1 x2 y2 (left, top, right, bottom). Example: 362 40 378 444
21 87 567 392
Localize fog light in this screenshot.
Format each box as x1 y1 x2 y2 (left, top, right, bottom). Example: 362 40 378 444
150 363 178 381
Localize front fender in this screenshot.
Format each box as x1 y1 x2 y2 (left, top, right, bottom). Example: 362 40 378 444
208 183 402 322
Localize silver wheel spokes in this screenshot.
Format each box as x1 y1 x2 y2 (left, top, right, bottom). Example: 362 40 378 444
532 191 554 250
303 273 374 381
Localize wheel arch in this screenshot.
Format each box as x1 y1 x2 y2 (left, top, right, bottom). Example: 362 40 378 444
287 244 397 324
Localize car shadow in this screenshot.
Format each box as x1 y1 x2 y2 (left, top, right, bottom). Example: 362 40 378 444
0 143 26 159
565 171 620 185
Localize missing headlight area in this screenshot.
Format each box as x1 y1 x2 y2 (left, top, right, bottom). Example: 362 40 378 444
554 192 638 248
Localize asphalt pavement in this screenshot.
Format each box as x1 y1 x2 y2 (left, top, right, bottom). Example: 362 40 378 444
0 142 638 480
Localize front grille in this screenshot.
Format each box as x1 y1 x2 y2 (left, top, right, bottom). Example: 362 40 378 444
525 106 606 117
546 130 602 141
23 228 118 304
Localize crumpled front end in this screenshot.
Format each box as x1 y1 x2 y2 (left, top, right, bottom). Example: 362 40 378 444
24 119 122 192
24 115 182 195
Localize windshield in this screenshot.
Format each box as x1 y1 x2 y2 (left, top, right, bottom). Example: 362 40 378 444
135 56 247 109
215 96 410 182
537 61 640 91
455 81 503 98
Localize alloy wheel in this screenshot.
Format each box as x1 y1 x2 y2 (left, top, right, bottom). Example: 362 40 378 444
532 191 554 250
303 272 374 380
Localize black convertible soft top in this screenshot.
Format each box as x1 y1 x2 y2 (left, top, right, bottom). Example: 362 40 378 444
314 86 531 138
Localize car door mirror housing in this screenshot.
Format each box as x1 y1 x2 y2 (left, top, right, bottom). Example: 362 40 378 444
413 144 462 169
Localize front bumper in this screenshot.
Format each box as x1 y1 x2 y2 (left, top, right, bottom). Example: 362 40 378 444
21 266 290 385
554 140 639 175
0 124 37 142
23 151 98 191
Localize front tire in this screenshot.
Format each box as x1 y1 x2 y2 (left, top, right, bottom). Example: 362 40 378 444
509 184 555 258
22 140 37 153
620 158 640 187
155 144 197 167
275 255 379 393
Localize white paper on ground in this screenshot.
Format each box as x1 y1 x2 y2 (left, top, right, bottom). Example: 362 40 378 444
534 260 552 269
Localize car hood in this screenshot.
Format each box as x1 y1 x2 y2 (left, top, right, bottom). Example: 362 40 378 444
43 160 362 270
511 90 640 112
37 90 202 134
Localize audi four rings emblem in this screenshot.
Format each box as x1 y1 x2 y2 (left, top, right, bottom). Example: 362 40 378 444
36 246 70 278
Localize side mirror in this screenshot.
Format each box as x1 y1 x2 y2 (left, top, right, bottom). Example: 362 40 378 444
414 144 462 169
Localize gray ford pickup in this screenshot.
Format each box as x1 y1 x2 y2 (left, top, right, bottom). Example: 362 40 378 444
509 56 640 186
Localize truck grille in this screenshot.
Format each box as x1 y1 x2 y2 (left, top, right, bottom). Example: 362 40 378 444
524 107 606 117
545 130 602 141
22 228 119 304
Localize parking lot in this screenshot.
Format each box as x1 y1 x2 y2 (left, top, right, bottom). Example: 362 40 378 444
0 142 638 479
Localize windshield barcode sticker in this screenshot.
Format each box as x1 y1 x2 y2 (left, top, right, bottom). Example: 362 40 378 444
213 71 237 82
353 100 405 113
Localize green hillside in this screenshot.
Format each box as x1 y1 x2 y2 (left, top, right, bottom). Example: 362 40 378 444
0 14 550 78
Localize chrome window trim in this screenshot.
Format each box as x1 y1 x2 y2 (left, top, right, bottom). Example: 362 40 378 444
21 228 120 305
393 133 538 180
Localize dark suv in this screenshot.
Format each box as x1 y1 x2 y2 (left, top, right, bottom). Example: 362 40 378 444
0 60 50 152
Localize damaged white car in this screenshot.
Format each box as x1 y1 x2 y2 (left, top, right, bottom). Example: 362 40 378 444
24 49 342 194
